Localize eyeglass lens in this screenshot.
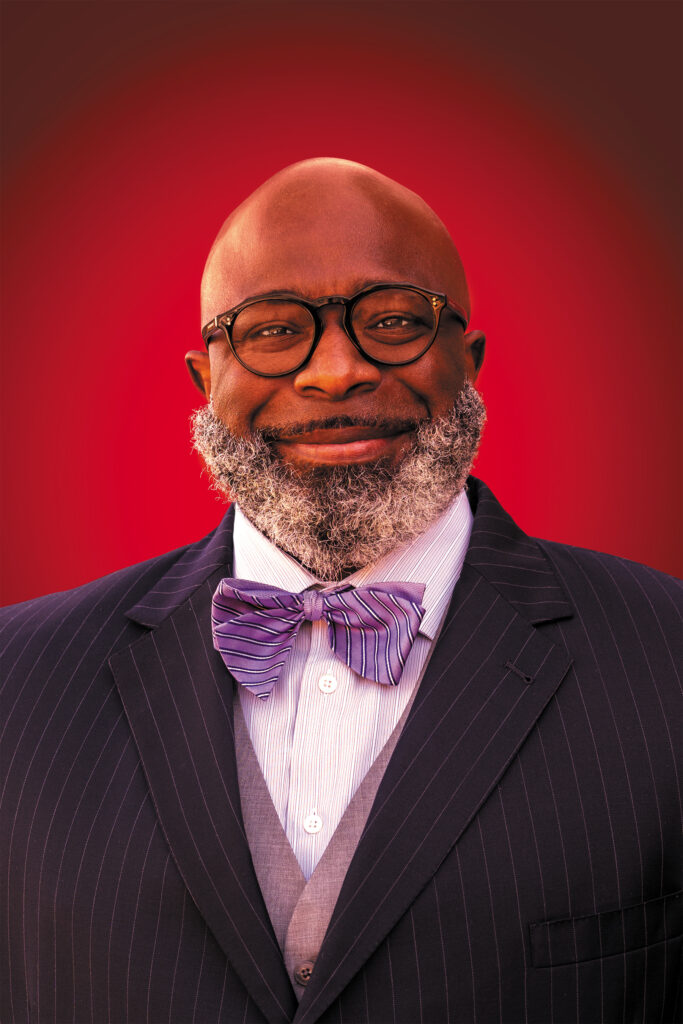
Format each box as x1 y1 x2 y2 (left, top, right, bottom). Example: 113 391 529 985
230 288 438 374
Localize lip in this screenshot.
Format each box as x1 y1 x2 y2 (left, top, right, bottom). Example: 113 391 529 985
275 427 413 465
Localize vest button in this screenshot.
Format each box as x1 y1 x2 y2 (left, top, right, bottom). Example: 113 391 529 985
294 960 315 986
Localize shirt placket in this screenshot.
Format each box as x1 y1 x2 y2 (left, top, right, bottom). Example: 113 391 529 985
286 618 354 879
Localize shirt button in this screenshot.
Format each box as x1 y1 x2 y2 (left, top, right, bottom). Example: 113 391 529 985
318 673 338 693
294 960 315 986
303 810 323 834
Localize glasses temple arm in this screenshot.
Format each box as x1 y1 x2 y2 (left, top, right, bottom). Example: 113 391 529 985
445 299 469 329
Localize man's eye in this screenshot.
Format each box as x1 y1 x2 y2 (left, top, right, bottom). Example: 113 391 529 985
374 315 414 329
255 324 294 338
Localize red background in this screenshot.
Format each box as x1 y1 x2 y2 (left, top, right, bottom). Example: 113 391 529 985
1 0 681 605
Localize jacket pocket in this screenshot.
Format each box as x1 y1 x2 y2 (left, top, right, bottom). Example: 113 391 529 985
529 890 681 967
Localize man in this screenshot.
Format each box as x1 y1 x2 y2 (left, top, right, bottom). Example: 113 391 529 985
1 159 680 1024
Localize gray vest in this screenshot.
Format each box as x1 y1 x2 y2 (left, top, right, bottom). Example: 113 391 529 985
234 693 416 999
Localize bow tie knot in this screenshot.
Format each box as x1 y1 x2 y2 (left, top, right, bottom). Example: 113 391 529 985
302 590 325 622
211 578 426 699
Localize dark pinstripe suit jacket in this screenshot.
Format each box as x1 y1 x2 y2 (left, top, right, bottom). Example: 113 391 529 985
2 479 681 1024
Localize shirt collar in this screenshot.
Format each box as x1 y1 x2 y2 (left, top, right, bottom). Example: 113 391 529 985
232 489 473 641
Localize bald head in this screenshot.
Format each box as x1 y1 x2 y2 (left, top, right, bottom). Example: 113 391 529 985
201 158 470 323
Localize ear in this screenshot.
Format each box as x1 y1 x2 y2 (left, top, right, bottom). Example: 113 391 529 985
185 350 212 397
464 330 485 380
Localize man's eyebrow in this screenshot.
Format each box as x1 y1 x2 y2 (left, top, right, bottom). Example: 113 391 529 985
234 279 393 304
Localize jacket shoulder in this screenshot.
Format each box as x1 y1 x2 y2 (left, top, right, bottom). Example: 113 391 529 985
0 543 192 652
536 536 680 588
533 536 682 624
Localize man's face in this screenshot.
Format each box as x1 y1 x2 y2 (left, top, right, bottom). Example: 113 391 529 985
200 183 484 470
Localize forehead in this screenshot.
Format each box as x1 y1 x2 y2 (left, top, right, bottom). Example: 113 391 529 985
201 184 463 319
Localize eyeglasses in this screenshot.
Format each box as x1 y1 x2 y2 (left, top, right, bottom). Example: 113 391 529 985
201 282 468 378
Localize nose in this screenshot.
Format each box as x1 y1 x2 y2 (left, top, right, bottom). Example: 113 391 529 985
292 307 381 400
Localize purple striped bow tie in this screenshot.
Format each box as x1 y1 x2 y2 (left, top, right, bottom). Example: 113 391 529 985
211 578 426 699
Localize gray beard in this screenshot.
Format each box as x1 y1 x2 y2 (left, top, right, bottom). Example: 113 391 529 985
191 380 486 581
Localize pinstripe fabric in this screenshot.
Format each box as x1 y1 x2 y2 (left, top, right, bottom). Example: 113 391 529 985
2 478 681 1024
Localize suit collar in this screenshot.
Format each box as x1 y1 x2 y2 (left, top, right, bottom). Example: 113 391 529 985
123 478 573 632
464 477 573 624
124 504 236 628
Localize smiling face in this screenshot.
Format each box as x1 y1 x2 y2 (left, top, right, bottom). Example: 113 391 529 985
188 159 485 471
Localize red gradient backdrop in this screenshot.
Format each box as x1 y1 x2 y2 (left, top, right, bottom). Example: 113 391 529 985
1 1 681 605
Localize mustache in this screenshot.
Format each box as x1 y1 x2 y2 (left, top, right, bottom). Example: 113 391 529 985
257 415 426 442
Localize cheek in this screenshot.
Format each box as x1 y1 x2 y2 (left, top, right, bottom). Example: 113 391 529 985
214 380 273 433
401 347 465 415
208 346 276 433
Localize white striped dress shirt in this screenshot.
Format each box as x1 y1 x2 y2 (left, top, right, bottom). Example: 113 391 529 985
233 490 473 879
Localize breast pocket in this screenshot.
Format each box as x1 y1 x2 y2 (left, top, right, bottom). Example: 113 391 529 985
529 890 681 967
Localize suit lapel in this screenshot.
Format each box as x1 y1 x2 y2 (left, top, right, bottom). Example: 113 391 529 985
109 507 297 1024
296 480 575 1023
